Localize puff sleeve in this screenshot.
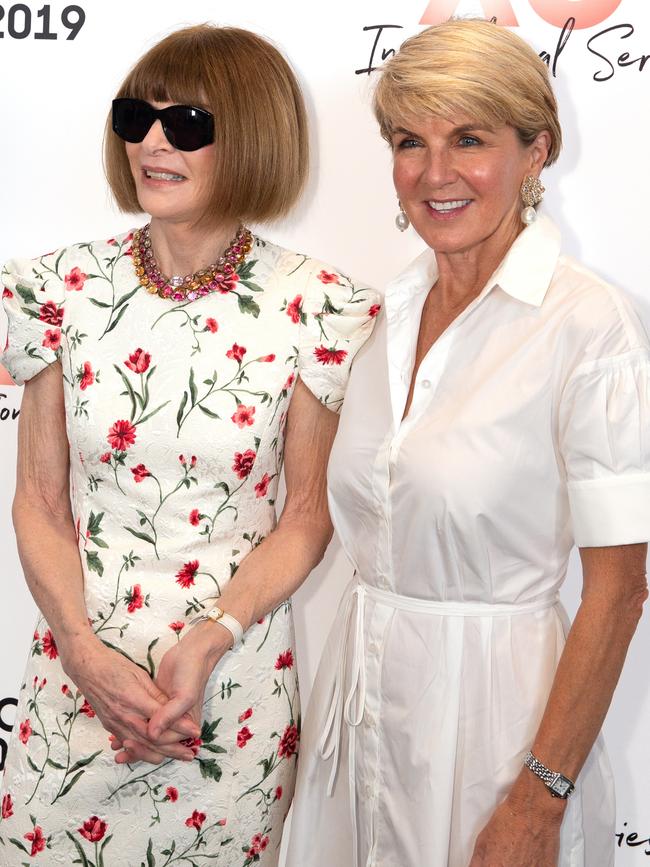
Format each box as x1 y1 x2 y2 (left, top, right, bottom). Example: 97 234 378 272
296 261 380 412
1 253 66 386
559 347 650 546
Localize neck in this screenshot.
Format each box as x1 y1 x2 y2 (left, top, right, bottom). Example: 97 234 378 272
148 217 241 278
434 210 523 310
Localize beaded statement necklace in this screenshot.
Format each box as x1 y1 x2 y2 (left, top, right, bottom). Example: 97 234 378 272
131 223 253 302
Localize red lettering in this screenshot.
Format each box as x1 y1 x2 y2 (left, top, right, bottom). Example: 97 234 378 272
420 0 518 26
529 0 623 29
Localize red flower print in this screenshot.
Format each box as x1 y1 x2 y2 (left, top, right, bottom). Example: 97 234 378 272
2 287 13 299
79 361 94 390
24 825 46 857
237 726 254 748
18 720 32 745
205 318 218 333
1 793 13 819
286 294 303 324
107 419 137 451
61 684 72 696
185 810 206 830
107 237 117 246
259 353 275 363
33 630 40 641
232 449 256 479
126 584 145 613
42 328 61 351
369 303 381 318
179 454 197 468
189 508 201 526
38 300 64 327
130 463 151 483
78 816 107 843
169 621 185 635
275 786 283 800
64 266 87 292
283 372 295 392
124 348 151 374
275 649 294 670
217 818 227 826
314 345 348 366
42 629 58 660
247 833 270 858
255 473 271 499
226 343 246 363
278 723 299 759
80 699 96 718
317 269 339 284
231 405 255 428
176 560 199 588
165 786 179 802
180 736 202 756
99 452 111 464
216 273 239 294
238 707 253 723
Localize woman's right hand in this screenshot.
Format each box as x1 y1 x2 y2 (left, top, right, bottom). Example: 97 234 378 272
59 635 201 763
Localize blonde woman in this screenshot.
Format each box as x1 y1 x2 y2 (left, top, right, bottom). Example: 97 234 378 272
287 19 650 867
0 25 377 864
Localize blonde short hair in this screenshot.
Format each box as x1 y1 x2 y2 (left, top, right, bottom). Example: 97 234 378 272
373 19 562 167
104 25 309 224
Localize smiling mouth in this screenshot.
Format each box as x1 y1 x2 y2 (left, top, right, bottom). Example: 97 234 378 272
428 199 471 212
144 169 186 181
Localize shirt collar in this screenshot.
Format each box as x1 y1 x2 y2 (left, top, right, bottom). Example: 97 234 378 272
386 213 561 310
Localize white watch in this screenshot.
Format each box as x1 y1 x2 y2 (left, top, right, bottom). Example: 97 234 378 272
189 606 244 648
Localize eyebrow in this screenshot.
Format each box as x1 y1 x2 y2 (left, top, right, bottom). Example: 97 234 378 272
391 123 496 137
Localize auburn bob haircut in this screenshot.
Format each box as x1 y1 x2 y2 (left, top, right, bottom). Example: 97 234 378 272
104 25 309 224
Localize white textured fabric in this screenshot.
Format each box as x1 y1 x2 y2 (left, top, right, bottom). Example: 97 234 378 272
286 216 650 867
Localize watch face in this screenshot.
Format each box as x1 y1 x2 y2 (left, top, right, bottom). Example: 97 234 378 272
551 776 572 798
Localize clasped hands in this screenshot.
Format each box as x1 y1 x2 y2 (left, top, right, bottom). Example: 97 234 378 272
61 622 229 765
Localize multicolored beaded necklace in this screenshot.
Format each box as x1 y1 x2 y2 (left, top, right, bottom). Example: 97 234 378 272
131 223 253 302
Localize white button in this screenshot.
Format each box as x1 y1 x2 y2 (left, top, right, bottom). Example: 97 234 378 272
366 713 377 730
368 642 379 655
365 783 373 797
421 379 431 388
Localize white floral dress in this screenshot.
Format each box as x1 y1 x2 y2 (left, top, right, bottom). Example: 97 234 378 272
0 230 378 866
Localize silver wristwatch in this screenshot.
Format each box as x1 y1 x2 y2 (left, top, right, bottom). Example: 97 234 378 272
524 751 575 799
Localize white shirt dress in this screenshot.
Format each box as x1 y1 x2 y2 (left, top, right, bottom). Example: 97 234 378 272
286 216 650 867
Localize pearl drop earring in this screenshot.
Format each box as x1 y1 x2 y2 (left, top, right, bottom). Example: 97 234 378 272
520 176 545 225
395 201 410 232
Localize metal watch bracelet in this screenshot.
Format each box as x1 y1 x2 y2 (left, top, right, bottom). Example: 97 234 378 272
524 750 575 799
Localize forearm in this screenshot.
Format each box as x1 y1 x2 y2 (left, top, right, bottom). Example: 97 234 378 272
531 593 642 778
511 547 647 814
13 495 96 662
211 511 332 631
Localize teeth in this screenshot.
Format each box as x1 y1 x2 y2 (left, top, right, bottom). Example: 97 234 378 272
428 199 471 211
145 170 185 181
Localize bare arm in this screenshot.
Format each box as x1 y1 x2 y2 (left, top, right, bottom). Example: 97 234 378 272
12 362 198 759
471 543 648 865
141 377 339 742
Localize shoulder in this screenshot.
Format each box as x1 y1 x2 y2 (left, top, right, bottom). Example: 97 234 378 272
547 254 648 363
2 229 135 298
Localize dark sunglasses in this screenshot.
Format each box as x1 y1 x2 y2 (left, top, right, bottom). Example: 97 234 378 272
112 98 214 152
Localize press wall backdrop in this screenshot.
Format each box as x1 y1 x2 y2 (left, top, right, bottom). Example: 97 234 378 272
0 0 649 861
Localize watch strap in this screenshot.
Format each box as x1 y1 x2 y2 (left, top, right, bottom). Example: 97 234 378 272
524 750 575 798
189 607 244 648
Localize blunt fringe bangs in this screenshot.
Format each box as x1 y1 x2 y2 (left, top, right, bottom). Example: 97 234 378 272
104 25 309 224
373 18 562 167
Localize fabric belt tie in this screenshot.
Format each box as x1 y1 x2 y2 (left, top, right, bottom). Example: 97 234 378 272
317 580 559 867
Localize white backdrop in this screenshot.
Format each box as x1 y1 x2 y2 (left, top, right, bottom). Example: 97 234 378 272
0 0 649 862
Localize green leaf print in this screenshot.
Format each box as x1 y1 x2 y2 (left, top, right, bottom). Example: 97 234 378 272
14 283 37 305
65 831 91 867
85 550 104 577
146 837 156 867
237 294 260 317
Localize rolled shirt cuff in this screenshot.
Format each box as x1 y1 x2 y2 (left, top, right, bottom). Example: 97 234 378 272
568 473 650 547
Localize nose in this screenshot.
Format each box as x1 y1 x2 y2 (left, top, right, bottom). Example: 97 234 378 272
422 147 458 189
141 118 173 153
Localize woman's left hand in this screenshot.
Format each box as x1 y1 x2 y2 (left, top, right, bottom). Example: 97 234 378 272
469 771 565 867
112 622 231 763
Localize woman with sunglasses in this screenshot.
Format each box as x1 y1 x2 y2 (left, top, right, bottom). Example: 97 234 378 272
0 25 377 864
